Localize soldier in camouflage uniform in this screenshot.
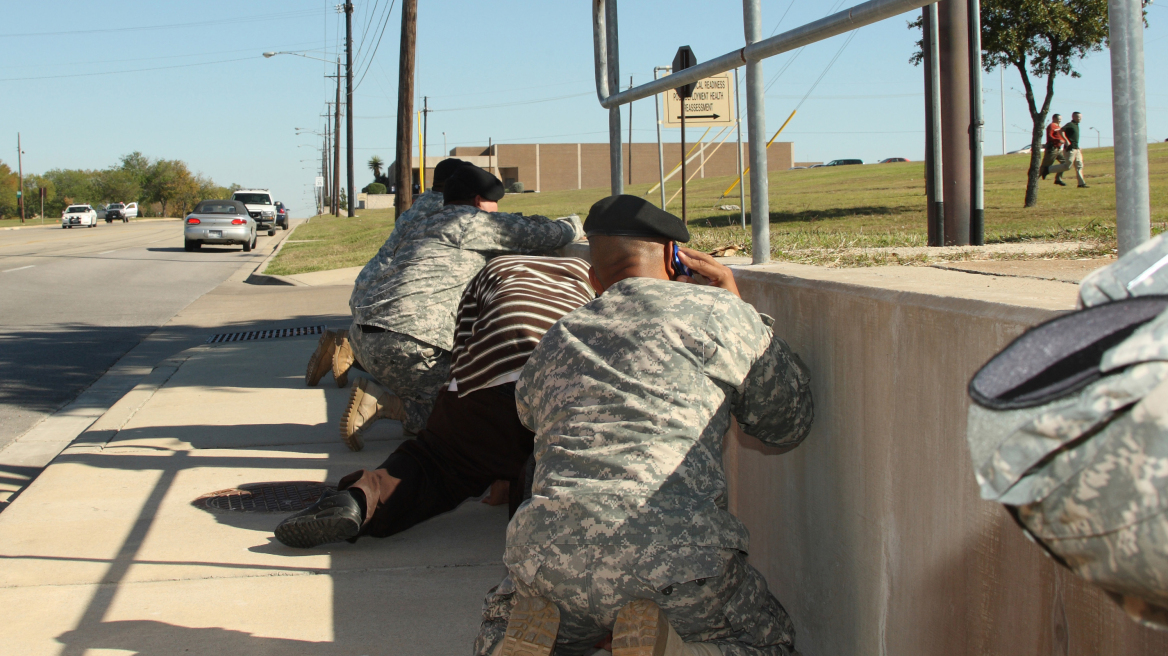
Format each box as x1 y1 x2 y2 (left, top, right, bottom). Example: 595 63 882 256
347 164 582 437
476 195 814 656
967 233 1168 630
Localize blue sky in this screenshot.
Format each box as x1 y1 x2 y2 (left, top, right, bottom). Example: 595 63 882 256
2 0 1165 215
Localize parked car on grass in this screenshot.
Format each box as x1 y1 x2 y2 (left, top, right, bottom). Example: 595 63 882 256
879 157 910 164
105 202 139 223
184 200 257 252
61 204 97 228
1008 145 1033 155
231 189 277 236
826 159 864 166
275 201 289 230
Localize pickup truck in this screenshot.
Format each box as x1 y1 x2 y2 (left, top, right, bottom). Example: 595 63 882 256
231 189 277 236
105 202 138 223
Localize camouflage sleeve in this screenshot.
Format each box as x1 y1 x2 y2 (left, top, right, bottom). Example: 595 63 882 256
708 299 814 448
467 213 583 255
515 366 535 431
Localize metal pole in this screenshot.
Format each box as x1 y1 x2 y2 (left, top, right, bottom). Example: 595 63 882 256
744 0 769 264
681 106 687 222
605 0 623 195
1109 0 1150 255
1000 67 1007 155
925 5 944 246
17 133 24 223
395 0 418 215
423 96 429 190
735 67 746 229
334 66 342 216
654 66 667 208
938 0 971 245
628 76 633 186
968 0 984 246
345 1 355 217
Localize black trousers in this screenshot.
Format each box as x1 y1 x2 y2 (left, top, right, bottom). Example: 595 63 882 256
337 383 534 539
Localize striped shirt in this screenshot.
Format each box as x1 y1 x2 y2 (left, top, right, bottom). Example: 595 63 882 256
448 256 594 396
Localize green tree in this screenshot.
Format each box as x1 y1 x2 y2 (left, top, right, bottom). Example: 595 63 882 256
21 175 55 219
0 160 20 220
912 0 1142 207
368 155 384 181
43 168 97 214
93 169 140 205
143 159 198 217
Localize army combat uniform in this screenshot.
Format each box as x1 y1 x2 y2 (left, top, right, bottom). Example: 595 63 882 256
348 203 582 433
475 277 815 656
967 233 1168 629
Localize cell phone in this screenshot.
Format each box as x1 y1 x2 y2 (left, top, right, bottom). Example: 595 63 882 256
672 243 692 278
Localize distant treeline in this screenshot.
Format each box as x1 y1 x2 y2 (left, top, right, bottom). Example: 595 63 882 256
0 152 238 220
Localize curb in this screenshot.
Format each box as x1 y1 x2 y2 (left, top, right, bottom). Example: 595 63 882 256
244 217 310 286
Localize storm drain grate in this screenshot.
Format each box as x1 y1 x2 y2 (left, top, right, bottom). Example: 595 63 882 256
193 481 335 513
205 325 326 344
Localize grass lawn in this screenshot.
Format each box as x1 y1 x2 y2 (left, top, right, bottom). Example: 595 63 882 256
269 143 1168 274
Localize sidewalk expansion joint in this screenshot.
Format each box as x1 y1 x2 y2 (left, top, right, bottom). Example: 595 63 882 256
929 263 1081 285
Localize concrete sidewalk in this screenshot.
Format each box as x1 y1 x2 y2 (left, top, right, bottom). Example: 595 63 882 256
0 334 508 654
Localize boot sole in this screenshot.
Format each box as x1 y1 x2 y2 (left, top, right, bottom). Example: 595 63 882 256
499 597 560 656
305 332 336 387
274 514 359 549
333 332 353 388
612 599 671 656
339 383 368 452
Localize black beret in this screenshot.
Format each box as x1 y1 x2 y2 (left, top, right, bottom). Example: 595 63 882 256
584 195 689 243
433 158 466 185
444 164 505 202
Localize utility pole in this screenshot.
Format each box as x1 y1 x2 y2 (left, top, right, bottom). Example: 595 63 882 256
1000 67 1007 156
333 59 342 216
422 96 430 190
345 1 355 217
938 0 971 246
394 0 418 216
322 131 330 212
17 133 25 223
968 0 984 246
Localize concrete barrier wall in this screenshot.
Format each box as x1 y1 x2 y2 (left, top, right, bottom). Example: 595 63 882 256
728 265 1168 656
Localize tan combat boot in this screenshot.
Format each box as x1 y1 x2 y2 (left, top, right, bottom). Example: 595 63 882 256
612 599 722 656
305 329 338 387
332 329 355 387
494 596 560 656
339 378 406 451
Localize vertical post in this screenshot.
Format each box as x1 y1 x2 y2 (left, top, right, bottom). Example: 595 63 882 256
334 63 342 216
606 0 623 195
17 133 24 223
345 1 355 217
322 133 329 211
938 0 971 246
924 5 944 246
1109 0 1150 255
536 144 541 192
40 186 44 224
418 111 425 192
681 108 687 222
628 75 634 186
1000 67 1007 156
743 0 769 264
489 138 493 178
395 0 418 216
735 67 746 229
577 143 583 189
654 67 667 208
968 0 984 245
423 96 429 191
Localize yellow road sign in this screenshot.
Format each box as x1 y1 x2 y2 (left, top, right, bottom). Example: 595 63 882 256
663 73 734 127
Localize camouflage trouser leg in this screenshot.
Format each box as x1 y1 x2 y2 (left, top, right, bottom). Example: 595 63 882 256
348 326 451 434
474 544 797 656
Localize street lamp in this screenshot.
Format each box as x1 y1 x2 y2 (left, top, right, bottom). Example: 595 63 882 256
1089 127 1101 149
263 51 334 64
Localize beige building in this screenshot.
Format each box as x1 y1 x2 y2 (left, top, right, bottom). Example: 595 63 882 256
388 141 794 193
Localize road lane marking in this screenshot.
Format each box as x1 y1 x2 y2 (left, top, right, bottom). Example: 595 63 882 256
2 265 34 273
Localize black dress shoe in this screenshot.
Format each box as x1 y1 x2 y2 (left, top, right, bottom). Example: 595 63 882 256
1054 179 1067 186
275 490 362 548
1078 184 1089 188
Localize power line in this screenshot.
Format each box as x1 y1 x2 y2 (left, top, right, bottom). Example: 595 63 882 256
0 56 257 82
353 0 398 91
0 41 330 71
0 9 320 38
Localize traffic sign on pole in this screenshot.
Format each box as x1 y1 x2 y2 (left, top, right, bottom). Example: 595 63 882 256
315 176 325 188
663 74 735 127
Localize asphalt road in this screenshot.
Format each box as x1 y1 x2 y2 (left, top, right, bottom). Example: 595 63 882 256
0 220 274 449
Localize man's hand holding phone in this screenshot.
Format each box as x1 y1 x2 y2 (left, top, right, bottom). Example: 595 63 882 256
674 246 741 298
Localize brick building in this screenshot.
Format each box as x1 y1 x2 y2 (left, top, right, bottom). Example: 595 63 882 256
388 141 794 193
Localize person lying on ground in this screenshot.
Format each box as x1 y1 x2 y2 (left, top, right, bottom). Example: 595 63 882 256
306 157 467 389
475 195 815 656
275 255 595 549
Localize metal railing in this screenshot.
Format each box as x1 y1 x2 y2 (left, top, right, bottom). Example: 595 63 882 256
592 0 1152 262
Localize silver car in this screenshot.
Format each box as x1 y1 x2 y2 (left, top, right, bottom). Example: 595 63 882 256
184 200 257 252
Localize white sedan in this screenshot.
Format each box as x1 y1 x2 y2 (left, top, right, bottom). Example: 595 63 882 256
61 205 97 228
